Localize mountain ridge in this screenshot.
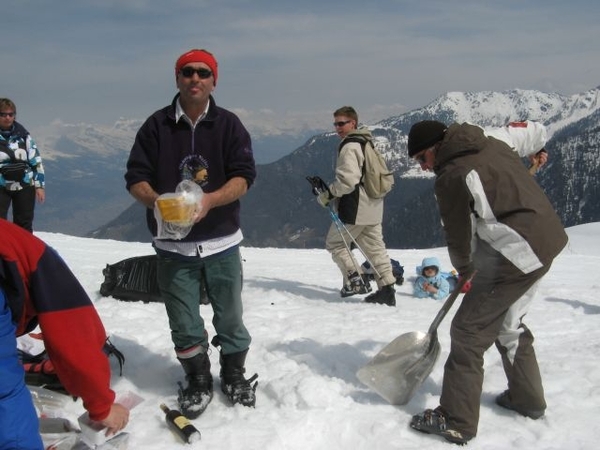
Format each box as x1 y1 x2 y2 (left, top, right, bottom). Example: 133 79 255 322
29 86 600 248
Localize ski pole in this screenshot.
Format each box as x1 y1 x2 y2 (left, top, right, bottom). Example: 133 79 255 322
326 204 366 278
306 176 370 285
328 206 382 280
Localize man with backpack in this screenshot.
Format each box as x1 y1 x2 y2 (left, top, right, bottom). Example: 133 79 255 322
315 106 396 306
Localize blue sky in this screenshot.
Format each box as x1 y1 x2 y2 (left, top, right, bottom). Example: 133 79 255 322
3 0 599 134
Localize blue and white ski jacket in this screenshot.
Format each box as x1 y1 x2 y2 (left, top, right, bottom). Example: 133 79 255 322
0 121 45 190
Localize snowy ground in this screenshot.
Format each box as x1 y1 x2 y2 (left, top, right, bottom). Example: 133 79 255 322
31 222 599 449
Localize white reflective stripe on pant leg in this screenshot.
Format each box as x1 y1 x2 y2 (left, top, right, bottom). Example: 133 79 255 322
497 280 540 364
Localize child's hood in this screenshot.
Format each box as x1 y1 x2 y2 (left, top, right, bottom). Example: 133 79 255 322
420 256 441 273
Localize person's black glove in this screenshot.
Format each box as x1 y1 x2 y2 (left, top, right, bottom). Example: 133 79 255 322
306 176 331 196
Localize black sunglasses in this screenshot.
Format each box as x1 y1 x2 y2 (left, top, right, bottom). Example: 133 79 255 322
179 67 213 79
333 120 351 127
0 112 15 118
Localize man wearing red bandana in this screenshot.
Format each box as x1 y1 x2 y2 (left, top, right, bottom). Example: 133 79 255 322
125 48 258 419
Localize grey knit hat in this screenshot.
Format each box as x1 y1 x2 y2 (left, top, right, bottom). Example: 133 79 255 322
407 120 447 156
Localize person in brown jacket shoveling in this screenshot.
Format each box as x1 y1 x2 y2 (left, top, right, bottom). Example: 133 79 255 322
406 120 567 445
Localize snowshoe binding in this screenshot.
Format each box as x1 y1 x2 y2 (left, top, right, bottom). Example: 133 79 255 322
220 349 258 407
340 271 372 297
410 407 473 445
177 379 213 419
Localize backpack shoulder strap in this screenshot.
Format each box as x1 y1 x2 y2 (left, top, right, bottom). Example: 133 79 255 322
0 140 14 156
337 136 370 185
339 135 369 149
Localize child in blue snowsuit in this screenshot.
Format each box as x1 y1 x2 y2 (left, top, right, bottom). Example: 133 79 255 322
413 257 450 300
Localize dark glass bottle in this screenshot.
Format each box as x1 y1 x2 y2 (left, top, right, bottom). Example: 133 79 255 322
160 403 201 444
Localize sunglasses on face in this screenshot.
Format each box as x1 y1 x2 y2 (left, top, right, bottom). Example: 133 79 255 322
0 112 15 118
333 120 351 128
179 67 213 79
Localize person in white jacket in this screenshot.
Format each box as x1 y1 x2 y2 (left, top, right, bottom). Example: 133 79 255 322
485 120 548 170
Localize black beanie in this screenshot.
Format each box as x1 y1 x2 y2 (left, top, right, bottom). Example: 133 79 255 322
407 120 447 156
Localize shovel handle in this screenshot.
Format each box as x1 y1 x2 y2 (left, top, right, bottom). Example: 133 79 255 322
427 274 472 335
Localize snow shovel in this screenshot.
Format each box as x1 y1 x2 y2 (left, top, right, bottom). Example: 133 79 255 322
356 275 470 405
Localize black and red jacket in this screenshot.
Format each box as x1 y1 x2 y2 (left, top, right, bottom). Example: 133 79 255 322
0 219 115 420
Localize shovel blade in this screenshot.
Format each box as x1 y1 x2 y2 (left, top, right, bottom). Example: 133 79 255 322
357 331 441 405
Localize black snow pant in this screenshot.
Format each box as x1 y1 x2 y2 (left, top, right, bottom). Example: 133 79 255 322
0 186 36 232
439 240 551 437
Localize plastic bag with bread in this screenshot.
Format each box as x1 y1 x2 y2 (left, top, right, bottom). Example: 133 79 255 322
154 180 203 240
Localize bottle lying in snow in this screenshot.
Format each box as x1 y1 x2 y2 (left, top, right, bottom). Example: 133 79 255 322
160 403 201 444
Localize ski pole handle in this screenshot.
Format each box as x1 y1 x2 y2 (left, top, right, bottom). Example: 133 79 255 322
306 176 330 196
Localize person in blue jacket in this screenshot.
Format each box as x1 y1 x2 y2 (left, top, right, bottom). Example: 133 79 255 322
0 98 45 232
0 219 128 450
413 257 450 300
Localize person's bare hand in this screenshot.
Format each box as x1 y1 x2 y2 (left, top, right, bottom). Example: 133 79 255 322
100 403 129 437
424 282 437 294
529 149 548 168
193 192 215 222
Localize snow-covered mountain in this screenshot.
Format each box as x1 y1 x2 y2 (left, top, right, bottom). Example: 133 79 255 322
232 86 600 248
31 86 600 248
31 119 313 235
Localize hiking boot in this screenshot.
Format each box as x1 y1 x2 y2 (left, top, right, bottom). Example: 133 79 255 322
495 390 545 419
410 407 473 445
364 284 396 306
177 352 214 419
340 274 372 297
220 349 258 407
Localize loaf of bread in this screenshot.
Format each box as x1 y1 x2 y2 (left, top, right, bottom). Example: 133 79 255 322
156 195 195 224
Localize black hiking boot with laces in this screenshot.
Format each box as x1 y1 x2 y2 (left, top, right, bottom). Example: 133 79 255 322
177 352 214 419
364 284 396 306
220 349 258 407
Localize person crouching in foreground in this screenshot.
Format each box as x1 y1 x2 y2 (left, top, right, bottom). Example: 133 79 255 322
0 219 128 449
